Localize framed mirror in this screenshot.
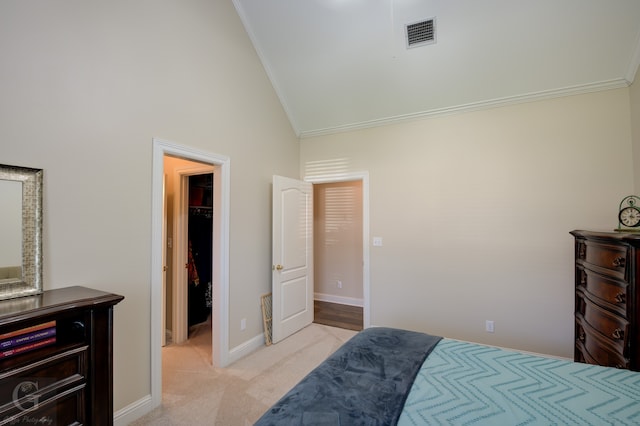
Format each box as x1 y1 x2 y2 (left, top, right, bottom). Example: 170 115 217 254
0 164 42 300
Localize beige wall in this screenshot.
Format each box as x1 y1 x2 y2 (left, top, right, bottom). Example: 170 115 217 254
301 88 633 358
631 79 640 193
0 0 299 414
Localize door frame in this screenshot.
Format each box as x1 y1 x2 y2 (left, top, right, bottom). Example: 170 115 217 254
304 171 370 328
151 138 231 408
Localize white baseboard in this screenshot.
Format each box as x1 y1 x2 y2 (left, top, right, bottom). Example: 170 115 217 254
228 332 265 364
314 292 363 307
114 394 154 426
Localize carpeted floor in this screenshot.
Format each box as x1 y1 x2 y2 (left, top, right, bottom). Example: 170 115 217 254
130 320 357 425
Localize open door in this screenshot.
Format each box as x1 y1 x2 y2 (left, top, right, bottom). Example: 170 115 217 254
272 175 313 343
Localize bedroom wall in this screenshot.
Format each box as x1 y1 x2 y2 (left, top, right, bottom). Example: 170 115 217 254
300 88 633 358
630 79 640 193
0 0 299 416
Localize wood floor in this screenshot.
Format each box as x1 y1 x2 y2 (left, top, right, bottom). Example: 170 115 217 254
313 300 363 331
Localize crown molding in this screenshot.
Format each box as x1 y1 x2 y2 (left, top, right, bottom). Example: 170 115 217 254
299 79 630 139
625 29 640 84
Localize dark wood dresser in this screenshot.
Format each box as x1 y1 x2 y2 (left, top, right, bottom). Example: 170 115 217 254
571 230 639 371
0 286 124 425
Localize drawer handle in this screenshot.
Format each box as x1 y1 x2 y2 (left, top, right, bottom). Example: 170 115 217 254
612 328 624 340
614 293 626 304
578 331 585 342
613 257 626 268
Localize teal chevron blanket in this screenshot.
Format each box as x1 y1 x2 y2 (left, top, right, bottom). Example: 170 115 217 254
399 339 640 425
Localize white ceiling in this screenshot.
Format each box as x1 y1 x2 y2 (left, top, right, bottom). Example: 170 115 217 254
233 0 640 137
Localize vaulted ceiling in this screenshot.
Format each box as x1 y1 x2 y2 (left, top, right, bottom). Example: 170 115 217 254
233 1 640 137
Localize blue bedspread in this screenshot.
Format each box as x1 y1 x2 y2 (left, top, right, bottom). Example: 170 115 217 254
255 327 442 426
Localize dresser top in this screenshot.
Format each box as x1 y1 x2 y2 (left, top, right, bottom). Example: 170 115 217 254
0 286 124 326
571 229 640 242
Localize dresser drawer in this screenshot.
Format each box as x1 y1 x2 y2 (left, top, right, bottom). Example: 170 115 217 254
580 241 628 278
0 346 87 419
576 267 628 314
0 385 84 426
576 295 628 353
575 331 629 369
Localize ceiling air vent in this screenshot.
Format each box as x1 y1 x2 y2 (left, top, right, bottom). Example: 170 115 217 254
406 18 436 48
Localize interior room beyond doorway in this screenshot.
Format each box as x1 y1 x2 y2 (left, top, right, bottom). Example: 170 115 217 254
162 155 215 347
312 180 364 331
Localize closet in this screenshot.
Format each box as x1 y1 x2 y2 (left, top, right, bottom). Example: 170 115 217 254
188 174 213 328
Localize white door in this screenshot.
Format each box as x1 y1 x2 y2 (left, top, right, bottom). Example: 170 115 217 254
272 175 313 343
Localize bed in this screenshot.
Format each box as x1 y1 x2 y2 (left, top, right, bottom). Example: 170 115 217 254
255 327 640 425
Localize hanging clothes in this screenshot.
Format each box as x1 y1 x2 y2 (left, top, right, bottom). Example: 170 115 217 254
187 240 200 286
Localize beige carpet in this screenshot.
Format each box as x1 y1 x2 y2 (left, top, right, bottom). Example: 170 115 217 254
130 321 357 425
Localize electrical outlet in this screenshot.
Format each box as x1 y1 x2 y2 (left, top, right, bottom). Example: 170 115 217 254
485 320 494 333
241 318 246 331
337 280 342 289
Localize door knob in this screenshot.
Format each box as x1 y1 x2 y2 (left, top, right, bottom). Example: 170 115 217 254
273 264 284 271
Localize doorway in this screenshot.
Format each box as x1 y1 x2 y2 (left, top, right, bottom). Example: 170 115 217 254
151 139 230 409
304 171 371 328
312 180 364 331
163 157 215 345
270 174 369 341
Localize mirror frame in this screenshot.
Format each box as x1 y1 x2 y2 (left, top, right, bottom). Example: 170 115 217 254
0 164 43 300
